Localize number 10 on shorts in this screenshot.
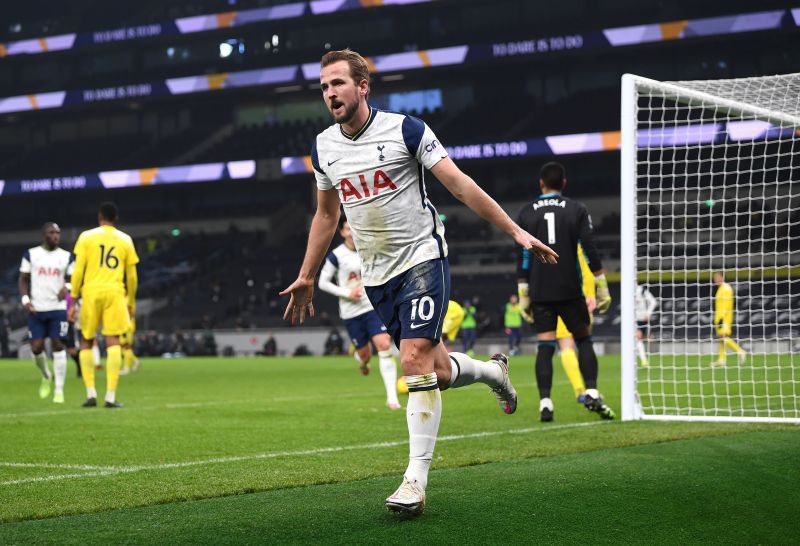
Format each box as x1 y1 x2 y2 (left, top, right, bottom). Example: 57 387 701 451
410 296 435 321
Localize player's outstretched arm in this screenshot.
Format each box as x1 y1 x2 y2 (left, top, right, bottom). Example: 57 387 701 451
430 157 558 264
280 188 341 325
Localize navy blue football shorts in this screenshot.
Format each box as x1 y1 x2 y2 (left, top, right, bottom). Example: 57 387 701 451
28 310 69 342
365 258 450 348
344 310 387 349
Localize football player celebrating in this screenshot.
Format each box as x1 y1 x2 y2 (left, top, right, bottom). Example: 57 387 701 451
281 49 557 515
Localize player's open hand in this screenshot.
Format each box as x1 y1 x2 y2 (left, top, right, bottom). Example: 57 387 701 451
280 278 316 325
24 302 35 314
514 229 558 264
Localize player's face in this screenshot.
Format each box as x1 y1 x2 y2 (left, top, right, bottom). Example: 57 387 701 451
320 61 362 124
43 225 60 247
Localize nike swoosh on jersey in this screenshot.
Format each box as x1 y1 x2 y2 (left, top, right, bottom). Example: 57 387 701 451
327 158 341 166
409 322 429 330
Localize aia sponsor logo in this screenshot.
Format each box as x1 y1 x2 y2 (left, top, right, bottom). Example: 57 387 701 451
340 170 397 202
37 266 61 277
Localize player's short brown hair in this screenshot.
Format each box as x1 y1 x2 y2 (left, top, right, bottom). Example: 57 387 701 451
321 49 370 95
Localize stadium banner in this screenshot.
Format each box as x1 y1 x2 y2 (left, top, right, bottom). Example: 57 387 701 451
280 119 789 175
0 9 793 115
0 0 432 58
0 160 255 196
281 131 621 174
0 118 785 195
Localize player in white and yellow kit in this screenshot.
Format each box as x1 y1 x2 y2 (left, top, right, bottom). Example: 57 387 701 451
69 202 139 408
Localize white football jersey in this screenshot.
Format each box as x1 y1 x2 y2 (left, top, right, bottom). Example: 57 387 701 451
318 243 374 320
19 246 74 312
635 285 658 322
312 108 449 286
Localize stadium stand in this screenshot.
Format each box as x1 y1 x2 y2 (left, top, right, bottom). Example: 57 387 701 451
0 0 795 357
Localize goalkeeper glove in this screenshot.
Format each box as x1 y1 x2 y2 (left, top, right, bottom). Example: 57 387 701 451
595 274 612 314
517 283 534 323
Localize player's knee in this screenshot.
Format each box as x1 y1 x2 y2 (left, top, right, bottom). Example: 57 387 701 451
30 340 44 354
558 337 575 351
373 333 392 352
51 340 64 351
537 331 557 341
400 352 424 374
399 339 435 375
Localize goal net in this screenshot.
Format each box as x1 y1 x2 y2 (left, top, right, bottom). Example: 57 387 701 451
620 73 800 423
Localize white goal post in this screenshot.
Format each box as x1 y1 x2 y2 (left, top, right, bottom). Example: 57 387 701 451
620 72 800 423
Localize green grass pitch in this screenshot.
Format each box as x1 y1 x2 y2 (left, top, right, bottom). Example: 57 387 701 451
0 354 797 544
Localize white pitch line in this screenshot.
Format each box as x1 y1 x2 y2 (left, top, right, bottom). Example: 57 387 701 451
0 392 380 419
0 462 114 471
0 382 548 419
0 421 607 486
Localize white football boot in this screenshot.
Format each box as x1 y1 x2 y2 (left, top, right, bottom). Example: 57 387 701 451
385 478 426 515
489 353 517 414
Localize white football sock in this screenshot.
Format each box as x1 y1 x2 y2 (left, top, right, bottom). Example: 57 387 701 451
586 388 600 399
92 344 101 366
378 351 399 405
404 373 441 490
33 352 51 380
87 386 97 399
105 390 115 404
540 397 554 411
53 350 67 395
447 352 503 389
636 340 648 363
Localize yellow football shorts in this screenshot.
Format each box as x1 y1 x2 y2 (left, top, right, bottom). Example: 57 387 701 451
119 318 136 346
556 314 594 340
80 291 130 339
